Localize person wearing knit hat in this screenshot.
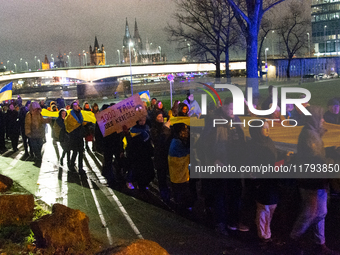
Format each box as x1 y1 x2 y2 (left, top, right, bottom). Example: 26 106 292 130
323 98 340 124
25 101 51 167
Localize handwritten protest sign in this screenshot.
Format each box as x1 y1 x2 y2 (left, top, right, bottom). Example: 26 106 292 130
96 94 147 137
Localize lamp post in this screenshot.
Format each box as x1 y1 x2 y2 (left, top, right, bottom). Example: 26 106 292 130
265 48 269 84
117 49 120 64
187 43 191 55
324 25 327 55
6 60 9 70
67 55 70 67
129 41 134 95
104 51 106 65
271 30 275 58
20 58 23 71
34 56 37 70
69 52 72 67
82 50 86 66
307 32 311 57
14 63 17 73
25 62 28 71
38 59 40 69
158 46 162 61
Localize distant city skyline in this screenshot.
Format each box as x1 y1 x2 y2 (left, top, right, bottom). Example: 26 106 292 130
0 0 183 71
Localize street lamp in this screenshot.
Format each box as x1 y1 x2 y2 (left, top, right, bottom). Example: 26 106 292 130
158 46 162 61
34 56 37 70
129 41 134 95
82 50 86 66
324 25 327 55
117 49 120 64
104 51 106 65
67 55 70 67
265 48 269 84
69 52 72 67
20 58 23 71
307 32 311 57
271 30 275 58
6 60 9 69
25 62 28 71
14 63 17 73
38 59 40 69
187 43 191 55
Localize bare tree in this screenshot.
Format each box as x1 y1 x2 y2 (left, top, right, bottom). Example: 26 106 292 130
225 0 286 95
276 1 310 78
257 17 273 80
166 0 240 78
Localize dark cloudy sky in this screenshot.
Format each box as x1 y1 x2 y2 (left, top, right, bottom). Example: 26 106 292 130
0 0 180 70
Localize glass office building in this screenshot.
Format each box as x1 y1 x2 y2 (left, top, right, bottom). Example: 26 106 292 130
311 0 340 55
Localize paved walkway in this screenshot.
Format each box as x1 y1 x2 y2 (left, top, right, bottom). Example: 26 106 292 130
0 126 253 255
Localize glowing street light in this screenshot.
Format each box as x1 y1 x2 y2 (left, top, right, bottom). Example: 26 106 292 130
69 52 72 67
25 62 28 71
158 46 162 61
38 59 40 69
6 60 9 69
324 25 327 55
34 56 37 70
20 58 23 71
129 41 134 95
117 49 120 64
265 48 269 84
307 33 310 57
187 43 191 55
67 55 70 67
14 63 17 73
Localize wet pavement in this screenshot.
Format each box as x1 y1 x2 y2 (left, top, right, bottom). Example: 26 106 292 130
0 125 340 255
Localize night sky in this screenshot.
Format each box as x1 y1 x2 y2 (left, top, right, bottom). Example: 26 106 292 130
0 0 180 70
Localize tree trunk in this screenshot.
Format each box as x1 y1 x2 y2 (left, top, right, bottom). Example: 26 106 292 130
258 37 265 80
246 25 259 96
216 58 221 78
225 47 231 83
287 57 292 79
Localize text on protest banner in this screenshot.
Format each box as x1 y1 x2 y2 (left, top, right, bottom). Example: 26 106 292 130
95 94 147 137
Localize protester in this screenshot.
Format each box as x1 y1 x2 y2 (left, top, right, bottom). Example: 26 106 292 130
150 110 172 203
6 104 20 152
126 115 154 191
92 103 99 114
248 120 279 245
323 98 339 124
168 100 180 118
168 123 191 213
83 101 94 151
178 103 189 117
25 102 51 167
19 101 31 156
53 109 70 166
65 101 86 174
183 92 201 118
0 106 7 153
289 106 336 255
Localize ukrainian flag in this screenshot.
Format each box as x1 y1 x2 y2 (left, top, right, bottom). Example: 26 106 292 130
138 90 150 102
0 82 13 102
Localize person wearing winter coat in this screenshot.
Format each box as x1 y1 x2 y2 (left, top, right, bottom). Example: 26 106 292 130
126 116 154 190
53 109 70 166
289 106 336 255
6 104 20 152
248 120 279 244
19 101 31 156
64 101 86 174
0 106 7 153
150 110 172 203
25 102 51 166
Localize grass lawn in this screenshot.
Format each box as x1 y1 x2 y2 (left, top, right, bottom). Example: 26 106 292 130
152 79 340 111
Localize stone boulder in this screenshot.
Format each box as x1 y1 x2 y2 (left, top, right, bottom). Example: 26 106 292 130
0 174 13 192
99 240 169 255
0 194 34 225
31 203 91 250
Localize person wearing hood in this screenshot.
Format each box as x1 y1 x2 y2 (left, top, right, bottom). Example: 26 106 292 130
25 102 51 166
53 109 70 166
289 106 336 255
183 92 201 118
47 101 58 111
150 110 172 203
6 103 20 152
323 98 340 124
19 100 31 156
126 115 154 191
65 101 86 174
247 119 279 245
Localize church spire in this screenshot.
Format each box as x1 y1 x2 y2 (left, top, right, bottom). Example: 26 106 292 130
94 36 99 50
125 18 131 38
134 18 140 40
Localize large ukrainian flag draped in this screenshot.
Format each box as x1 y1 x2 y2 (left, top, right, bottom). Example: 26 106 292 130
0 82 13 102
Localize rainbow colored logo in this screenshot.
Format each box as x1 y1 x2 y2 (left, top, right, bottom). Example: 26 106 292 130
197 82 222 106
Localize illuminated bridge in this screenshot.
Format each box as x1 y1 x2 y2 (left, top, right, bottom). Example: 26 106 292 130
0 62 246 83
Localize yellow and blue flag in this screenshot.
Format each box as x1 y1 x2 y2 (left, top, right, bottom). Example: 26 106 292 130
138 90 150 102
0 82 13 102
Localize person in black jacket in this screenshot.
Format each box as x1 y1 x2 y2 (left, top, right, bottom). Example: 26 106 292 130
0 106 6 153
248 120 279 244
126 115 154 191
54 109 70 166
6 104 20 152
150 110 172 203
19 101 31 156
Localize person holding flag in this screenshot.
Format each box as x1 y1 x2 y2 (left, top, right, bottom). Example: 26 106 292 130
0 82 13 103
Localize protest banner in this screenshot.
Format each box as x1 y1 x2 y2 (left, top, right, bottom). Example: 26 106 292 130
96 94 147 137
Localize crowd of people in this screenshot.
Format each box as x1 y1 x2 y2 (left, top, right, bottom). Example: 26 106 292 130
0 88 340 255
